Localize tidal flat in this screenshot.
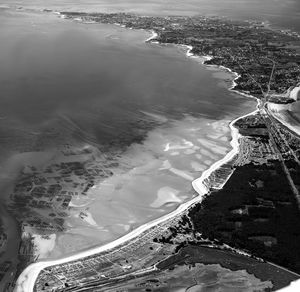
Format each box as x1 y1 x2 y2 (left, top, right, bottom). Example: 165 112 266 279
0 7 257 261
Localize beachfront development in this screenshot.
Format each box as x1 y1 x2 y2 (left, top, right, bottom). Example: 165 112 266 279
60 12 300 97
10 10 300 292
0 6 290 292
15 97 300 291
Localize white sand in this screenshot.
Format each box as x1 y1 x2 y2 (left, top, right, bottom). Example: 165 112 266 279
290 86 300 100
32 234 56 259
76 211 98 227
69 201 88 208
151 186 181 208
279 279 300 291
164 140 194 151
83 212 98 227
267 102 300 136
145 30 158 43
14 40 258 292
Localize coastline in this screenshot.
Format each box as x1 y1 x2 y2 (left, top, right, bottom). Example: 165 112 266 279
14 30 259 292
145 30 158 43
184 44 258 101
267 85 300 137
267 102 300 137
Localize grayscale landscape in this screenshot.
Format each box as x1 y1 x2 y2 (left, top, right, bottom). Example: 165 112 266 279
0 1 299 291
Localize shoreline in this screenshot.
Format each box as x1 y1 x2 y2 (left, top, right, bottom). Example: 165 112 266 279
267 85 300 137
14 30 260 292
267 102 300 137
145 30 158 43
183 44 259 101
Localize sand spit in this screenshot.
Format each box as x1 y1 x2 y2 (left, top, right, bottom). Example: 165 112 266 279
290 86 300 101
145 30 158 42
266 85 300 136
278 279 300 291
267 101 300 137
14 30 259 292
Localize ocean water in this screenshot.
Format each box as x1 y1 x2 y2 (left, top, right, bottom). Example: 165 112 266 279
0 6 257 258
1 0 300 32
0 0 298 271
0 1 297 290
0 8 249 156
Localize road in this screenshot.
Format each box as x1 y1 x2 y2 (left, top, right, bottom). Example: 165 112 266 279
14 103 260 292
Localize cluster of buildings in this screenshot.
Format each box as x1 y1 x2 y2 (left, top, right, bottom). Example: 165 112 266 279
14 11 300 290
34 218 181 291
234 114 278 166
62 11 300 98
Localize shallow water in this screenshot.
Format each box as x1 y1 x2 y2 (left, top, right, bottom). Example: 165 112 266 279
50 115 237 256
1 1 296 290
3 0 299 257
0 9 250 156
0 7 258 258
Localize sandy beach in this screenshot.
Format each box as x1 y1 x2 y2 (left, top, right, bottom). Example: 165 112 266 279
290 86 300 101
267 85 300 137
14 104 258 292
14 30 258 292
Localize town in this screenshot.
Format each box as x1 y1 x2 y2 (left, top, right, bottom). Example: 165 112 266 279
12 11 300 292
61 12 300 97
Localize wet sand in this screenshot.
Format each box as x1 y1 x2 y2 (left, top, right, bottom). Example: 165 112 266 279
0 16 256 260
0 8 256 290
50 115 235 257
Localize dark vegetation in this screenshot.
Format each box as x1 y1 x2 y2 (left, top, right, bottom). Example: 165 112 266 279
157 245 299 291
189 161 300 273
61 12 300 98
